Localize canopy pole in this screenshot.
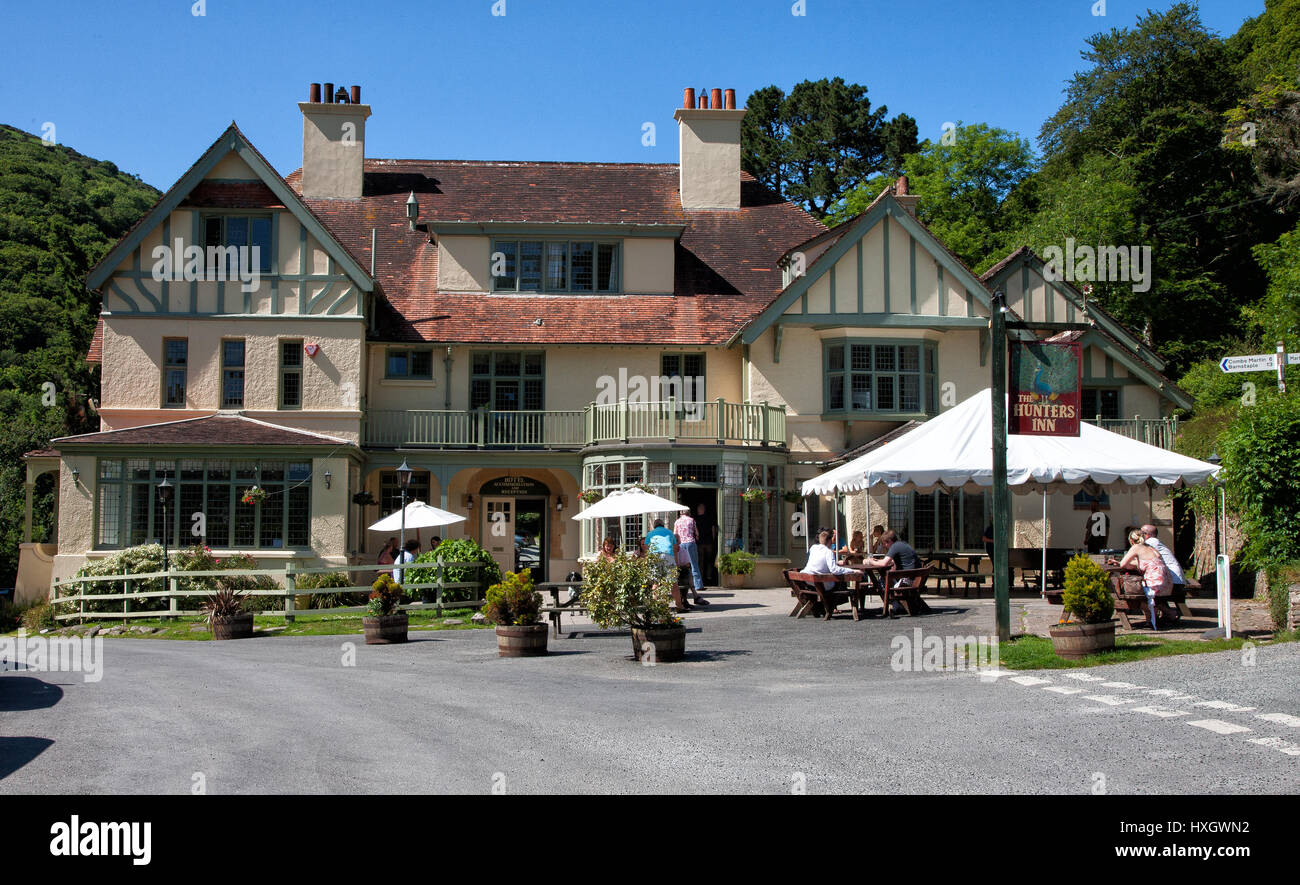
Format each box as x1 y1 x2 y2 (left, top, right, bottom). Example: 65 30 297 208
1041 487 1047 599
803 497 810 554
991 290 1011 642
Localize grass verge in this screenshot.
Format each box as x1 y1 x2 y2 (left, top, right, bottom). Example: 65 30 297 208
992 630 1299 670
3 608 492 640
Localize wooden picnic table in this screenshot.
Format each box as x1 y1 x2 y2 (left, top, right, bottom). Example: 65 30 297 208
859 562 934 616
536 580 585 637
1101 564 1180 629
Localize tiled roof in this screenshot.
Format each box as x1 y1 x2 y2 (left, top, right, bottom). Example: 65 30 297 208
181 180 284 209
285 160 825 345
87 316 103 363
52 414 354 448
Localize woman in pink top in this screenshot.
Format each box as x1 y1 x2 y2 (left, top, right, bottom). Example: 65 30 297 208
1115 529 1171 630
673 508 709 605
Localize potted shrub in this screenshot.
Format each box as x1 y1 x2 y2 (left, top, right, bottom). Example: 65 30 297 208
483 570 547 657
364 574 408 644
582 552 685 662
718 551 757 589
203 582 254 640
1049 554 1117 659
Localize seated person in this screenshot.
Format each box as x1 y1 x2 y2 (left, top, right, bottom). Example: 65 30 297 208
870 525 888 555
1111 529 1173 631
1140 524 1186 586
644 519 677 570
803 529 857 589
838 530 866 563
865 530 920 613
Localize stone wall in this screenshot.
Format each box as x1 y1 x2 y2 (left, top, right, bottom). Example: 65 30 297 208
1290 583 1300 633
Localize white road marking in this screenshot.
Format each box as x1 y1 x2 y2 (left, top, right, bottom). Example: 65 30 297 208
1011 675 1052 686
1187 719 1252 735
1144 689 1179 697
1256 713 1300 728
1044 686 1086 695
974 668 1012 680
1193 700 1256 713
1100 681 1143 689
1064 673 1105 682
1130 706 1189 719
1084 695 1136 706
1248 737 1300 756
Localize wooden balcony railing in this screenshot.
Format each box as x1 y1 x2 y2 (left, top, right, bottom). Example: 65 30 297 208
1085 416 1179 450
365 400 787 449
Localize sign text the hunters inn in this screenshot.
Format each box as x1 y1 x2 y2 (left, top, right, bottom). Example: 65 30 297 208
1009 341 1083 437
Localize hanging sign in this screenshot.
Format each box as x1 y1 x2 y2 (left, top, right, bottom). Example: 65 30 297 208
1009 340 1082 437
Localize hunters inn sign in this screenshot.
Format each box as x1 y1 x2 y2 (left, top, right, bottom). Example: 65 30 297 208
1009 340 1083 436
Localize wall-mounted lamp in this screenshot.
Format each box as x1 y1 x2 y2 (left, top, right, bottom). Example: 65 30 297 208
463 493 474 510
323 470 332 489
555 495 567 512
70 467 80 484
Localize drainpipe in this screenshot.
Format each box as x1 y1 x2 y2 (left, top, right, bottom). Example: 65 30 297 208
443 346 453 410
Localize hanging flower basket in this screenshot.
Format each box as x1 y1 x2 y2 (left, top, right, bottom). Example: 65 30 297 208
742 487 771 504
579 489 603 505
782 490 804 504
241 486 268 506
627 481 654 494
352 490 376 507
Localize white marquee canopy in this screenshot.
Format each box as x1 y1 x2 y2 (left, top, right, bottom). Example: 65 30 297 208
801 388 1220 497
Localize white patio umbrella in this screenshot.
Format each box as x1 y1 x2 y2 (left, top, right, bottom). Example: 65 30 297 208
571 488 687 521
801 388 1221 595
368 500 467 532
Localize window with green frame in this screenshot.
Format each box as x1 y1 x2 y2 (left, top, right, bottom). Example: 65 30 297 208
491 239 620 293
162 338 188 408
203 214 273 274
95 458 311 550
887 489 989 552
1081 387 1121 420
823 340 937 415
279 340 303 409
385 348 434 379
470 351 544 411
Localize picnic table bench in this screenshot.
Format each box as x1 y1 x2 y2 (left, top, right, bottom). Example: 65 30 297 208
921 553 986 597
1103 566 1182 629
784 565 934 620
538 578 696 637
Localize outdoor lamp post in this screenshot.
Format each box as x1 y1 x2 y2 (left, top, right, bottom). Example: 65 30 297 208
156 477 173 573
396 459 414 552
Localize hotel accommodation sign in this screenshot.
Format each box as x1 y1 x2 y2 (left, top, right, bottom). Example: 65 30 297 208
1009 341 1083 436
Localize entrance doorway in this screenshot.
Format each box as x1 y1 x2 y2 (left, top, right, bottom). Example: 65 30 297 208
480 476 550 583
677 487 718 585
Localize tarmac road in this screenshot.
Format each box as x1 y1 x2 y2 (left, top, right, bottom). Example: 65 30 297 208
2 607 1298 795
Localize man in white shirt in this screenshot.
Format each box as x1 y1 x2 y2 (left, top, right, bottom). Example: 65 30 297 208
803 529 856 585
1140 525 1185 585
393 539 420 584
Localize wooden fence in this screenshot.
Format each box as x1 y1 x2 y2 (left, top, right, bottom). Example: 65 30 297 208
49 560 489 624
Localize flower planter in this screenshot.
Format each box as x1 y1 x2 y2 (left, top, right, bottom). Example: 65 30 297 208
495 623 549 657
1048 620 1116 659
363 611 409 645
631 624 686 663
720 572 748 590
210 613 254 641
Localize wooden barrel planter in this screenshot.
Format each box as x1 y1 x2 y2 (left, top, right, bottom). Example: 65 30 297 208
210 613 254 641
363 612 409 645
495 624 549 657
1048 620 1116 659
631 624 686 663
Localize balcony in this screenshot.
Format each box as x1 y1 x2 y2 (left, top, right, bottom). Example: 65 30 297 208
1085 416 1179 450
365 400 788 450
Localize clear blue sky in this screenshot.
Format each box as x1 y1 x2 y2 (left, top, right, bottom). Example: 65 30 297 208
0 0 1262 189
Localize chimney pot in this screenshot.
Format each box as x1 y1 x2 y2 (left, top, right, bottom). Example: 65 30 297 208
323 82 334 104
697 91 707 109
724 88 736 110
333 86 350 103
896 175 909 196
350 84 361 104
710 88 723 110
309 83 321 103
683 87 695 109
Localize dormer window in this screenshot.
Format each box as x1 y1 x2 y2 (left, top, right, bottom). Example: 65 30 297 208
491 239 620 294
204 214 273 274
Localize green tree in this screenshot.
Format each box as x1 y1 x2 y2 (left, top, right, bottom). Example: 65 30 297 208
741 77 918 218
0 124 158 585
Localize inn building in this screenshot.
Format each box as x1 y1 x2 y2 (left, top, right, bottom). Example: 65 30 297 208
15 84 1191 601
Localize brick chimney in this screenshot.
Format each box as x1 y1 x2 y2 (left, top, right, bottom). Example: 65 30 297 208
673 86 745 210
299 82 370 200
893 174 920 217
